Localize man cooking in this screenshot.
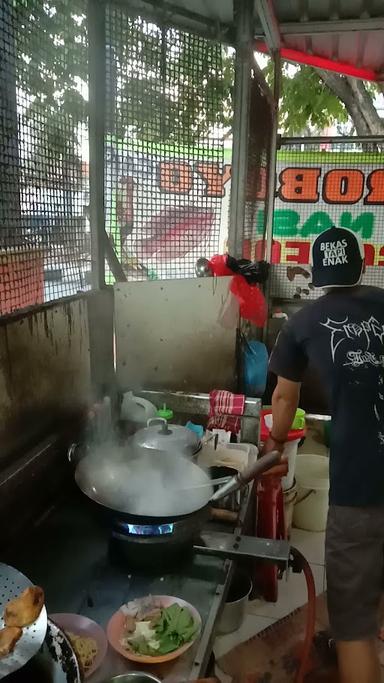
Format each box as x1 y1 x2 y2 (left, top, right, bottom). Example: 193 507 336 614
264 226 384 683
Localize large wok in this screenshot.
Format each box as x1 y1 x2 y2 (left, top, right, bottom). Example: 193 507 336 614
70 445 280 550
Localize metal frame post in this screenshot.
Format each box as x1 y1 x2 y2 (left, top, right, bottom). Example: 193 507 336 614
265 50 281 264
88 0 106 289
228 0 254 258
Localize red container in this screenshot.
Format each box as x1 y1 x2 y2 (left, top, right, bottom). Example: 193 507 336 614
0 249 45 315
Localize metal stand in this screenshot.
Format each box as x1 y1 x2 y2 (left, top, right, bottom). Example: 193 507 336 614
195 530 290 566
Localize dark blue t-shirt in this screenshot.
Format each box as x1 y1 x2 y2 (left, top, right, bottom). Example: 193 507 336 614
269 286 384 506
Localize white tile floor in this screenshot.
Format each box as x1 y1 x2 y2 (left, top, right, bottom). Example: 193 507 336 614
214 527 327 661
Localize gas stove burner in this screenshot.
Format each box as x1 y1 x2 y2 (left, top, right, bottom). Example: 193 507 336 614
108 518 195 571
114 521 175 537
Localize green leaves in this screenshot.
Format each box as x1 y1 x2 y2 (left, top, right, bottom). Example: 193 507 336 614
263 62 348 134
106 13 230 143
11 0 233 173
127 604 198 657
154 603 198 655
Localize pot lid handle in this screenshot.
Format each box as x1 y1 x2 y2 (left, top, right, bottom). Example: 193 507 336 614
146 417 171 435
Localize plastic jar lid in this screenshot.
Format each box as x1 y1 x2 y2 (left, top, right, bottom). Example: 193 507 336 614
156 404 174 420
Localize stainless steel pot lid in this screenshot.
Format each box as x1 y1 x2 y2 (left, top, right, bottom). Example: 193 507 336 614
74 449 214 517
131 418 200 456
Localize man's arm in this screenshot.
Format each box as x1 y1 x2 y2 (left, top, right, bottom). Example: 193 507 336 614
263 376 301 455
263 315 307 454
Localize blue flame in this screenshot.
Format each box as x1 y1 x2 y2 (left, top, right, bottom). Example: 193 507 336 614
116 522 174 536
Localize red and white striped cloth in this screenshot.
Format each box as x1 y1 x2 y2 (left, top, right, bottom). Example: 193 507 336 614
207 389 245 434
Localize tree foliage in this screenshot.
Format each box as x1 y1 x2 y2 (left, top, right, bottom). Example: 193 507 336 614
262 59 383 136
264 61 348 135
8 0 384 169
108 16 227 142
12 0 232 169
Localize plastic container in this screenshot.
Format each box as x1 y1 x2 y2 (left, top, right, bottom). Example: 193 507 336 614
264 408 305 433
156 404 174 421
291 408 306 430
218 570 253 634
293 454 330 532
121 392 157 426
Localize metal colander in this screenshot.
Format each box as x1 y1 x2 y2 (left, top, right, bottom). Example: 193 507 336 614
0 563 47 679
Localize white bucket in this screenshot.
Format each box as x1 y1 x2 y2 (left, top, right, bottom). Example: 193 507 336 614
293 454 329 532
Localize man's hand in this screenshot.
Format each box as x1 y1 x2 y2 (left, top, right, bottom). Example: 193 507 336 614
261 435 285 457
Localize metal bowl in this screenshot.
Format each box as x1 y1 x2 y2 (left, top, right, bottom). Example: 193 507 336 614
102 674 161 683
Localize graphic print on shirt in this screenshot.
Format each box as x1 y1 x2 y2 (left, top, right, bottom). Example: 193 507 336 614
320 315 384 447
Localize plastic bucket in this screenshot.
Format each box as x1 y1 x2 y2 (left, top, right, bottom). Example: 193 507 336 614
283 480 297 539
293 455 329 532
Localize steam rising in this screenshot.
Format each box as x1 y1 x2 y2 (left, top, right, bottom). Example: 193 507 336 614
75 440 213 517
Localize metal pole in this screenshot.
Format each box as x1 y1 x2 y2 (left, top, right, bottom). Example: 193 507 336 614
88 0 106 289
265 50 281 264
228 0 254 258
257 0 281 51
269 18 384 36
280 134 384 145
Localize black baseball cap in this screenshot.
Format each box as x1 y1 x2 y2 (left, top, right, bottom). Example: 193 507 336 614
311 226 364 288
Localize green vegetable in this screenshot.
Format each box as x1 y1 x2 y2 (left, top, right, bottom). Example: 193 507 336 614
127 604 198 656
154 604 198 655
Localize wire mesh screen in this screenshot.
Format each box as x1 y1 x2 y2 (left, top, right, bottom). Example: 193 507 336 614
104 5 225 281
243 74 272 262
0 0 89 316
269 140 384 300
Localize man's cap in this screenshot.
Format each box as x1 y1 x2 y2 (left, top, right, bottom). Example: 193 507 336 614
311 226 364 288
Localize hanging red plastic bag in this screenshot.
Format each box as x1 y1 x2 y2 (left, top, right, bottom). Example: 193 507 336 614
208 254 233 277
230 275 267 327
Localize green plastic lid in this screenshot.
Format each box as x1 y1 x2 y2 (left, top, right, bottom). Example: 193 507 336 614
156 403 174 420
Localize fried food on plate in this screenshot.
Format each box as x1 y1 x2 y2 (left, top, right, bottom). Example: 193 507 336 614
4 586 45 628
0 626 22 658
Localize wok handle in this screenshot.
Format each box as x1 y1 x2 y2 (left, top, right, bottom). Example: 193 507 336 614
210 451 281 502
210 508 238 524
239 450 282 485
